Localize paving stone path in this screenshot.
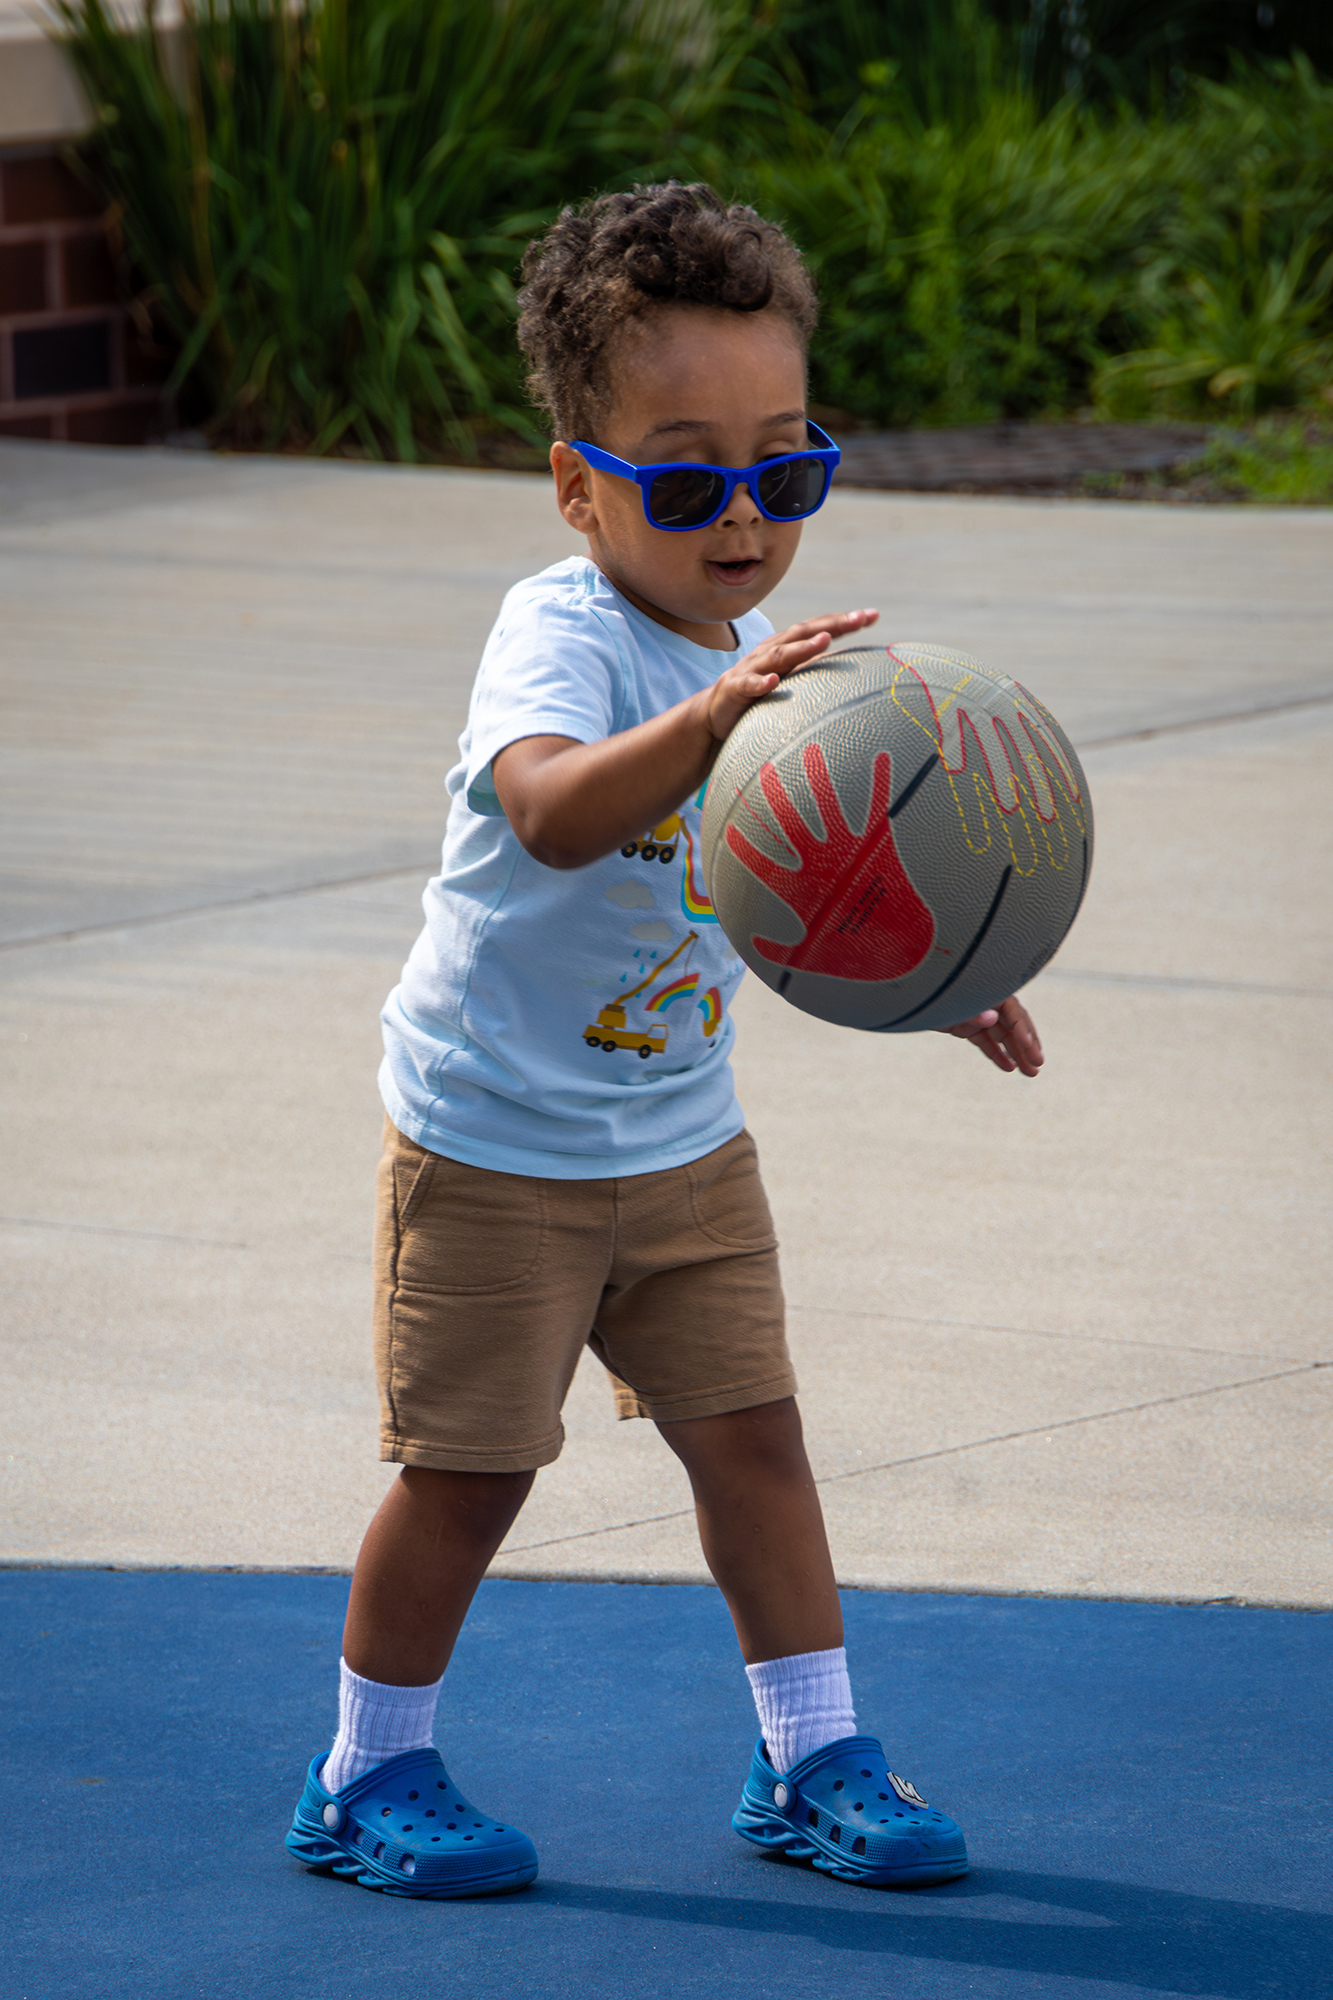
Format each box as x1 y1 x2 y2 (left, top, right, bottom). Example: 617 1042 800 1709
834 420 1211 492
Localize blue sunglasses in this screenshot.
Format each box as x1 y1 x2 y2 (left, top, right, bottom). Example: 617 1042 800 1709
568 421 840 532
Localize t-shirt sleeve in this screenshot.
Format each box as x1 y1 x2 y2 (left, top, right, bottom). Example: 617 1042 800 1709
463 582 624 817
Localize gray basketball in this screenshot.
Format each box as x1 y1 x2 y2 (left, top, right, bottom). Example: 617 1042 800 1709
700 642 1093 1032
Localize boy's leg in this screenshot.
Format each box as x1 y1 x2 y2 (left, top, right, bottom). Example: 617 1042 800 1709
662 1396 968 1885
317 1466 533 1797
286 1460 543 1896
342 1464 535 1685
656 1395 841 1662
659 1397 857 1770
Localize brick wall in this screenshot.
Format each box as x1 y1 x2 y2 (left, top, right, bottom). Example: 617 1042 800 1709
0 144 172 443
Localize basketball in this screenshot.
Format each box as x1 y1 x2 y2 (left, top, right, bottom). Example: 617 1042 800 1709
699 642 1094 1033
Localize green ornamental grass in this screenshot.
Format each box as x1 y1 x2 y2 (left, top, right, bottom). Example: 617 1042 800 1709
1197 418 1333 502
53 0 738 455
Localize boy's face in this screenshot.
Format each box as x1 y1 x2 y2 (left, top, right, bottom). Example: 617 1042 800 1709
551 306 810 650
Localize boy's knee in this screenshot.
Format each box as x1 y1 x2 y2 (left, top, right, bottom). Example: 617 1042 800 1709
398 1463 535 1531
660 1396 807 1474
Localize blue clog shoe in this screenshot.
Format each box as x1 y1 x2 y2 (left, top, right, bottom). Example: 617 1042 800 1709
285 1746 537 1898
732 1734 968 1886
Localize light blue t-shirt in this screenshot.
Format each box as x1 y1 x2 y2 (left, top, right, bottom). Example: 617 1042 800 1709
379 556 773 1177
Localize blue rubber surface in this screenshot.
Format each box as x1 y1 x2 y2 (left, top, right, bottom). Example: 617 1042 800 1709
2 1572 1328 2000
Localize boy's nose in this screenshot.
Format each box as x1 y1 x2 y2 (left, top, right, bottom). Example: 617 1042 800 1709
720 480 762 526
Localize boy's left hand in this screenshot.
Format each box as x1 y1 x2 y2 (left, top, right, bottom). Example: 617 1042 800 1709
938 996 1043 1077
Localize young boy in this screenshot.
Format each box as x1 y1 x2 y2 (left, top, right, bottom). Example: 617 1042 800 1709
286 182 1043 1899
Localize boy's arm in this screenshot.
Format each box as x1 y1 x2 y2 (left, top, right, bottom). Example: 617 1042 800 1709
492 603 1044 1081
491 609 877 870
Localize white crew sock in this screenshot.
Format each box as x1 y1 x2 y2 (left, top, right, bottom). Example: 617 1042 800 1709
321 1658 444 1795
745 1646 857 1773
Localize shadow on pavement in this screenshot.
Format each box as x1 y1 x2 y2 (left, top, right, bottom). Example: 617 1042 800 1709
535 1866 1327 1994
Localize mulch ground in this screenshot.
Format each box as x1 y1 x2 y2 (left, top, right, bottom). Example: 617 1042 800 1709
829 419 1228 500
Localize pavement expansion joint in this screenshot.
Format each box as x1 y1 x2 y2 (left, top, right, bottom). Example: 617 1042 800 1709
498 1363 1320 1566
1077 686 1333 747
1043 967 1332 1000
813 1362 1323 1490
0 859 436 955
0 1212 249 1248
786 1303 1315 1366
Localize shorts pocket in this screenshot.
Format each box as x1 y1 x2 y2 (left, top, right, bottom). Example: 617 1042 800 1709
686 1133 777 1250
395 1152 547 1295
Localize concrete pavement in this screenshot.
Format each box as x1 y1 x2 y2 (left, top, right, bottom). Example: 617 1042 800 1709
1 440 1329 1604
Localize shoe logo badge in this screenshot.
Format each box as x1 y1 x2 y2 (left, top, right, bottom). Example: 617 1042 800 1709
887 1772 928 1807
772 1781 791 1810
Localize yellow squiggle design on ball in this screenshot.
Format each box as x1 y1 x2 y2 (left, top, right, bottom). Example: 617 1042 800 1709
886 649 1087 879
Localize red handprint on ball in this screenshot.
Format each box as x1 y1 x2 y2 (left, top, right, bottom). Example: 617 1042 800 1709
725 745 934 981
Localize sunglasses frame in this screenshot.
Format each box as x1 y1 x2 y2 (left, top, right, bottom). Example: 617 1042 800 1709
567 421 841 532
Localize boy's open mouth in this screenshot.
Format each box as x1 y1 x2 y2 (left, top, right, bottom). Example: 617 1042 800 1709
707 557 762 586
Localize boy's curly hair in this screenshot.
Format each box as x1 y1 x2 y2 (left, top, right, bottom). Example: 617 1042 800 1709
517 182 818 443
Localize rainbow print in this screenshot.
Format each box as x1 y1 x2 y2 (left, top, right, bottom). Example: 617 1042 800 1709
697 986 723 1039
680 824 718 922
646 973 699 1013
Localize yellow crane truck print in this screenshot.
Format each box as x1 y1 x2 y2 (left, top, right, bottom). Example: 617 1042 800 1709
621 813 683 863
583 930 699 1058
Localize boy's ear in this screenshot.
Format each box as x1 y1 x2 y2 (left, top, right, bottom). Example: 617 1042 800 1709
551 441 597 533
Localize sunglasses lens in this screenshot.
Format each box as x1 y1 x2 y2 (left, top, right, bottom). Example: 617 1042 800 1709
647 467 727 528
757 456 829 519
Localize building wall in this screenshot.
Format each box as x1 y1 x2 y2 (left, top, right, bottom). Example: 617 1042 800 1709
0 6 172 443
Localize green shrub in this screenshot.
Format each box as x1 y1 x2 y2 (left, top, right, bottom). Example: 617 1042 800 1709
1094 62 1333 417
52 0 1333 450
738 95 1180 425
734 56 1333 427
771 0 1333 119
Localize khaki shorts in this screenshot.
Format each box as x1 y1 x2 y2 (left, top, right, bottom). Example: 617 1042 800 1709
373 1120 794 1473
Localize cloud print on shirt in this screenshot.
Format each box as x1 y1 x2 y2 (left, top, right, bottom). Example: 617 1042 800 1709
605 879 654 909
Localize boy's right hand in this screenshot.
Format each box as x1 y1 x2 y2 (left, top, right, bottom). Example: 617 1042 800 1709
494 608 878 871
703 608 879 742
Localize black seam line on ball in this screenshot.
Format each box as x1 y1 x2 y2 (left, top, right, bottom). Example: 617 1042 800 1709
873 865 1013 1029
1066 835 1091 932
778 971 792 995
887 752 939 818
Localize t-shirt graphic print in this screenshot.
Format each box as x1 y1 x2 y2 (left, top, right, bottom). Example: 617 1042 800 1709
379 558 771 1178
581 788 722 1059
